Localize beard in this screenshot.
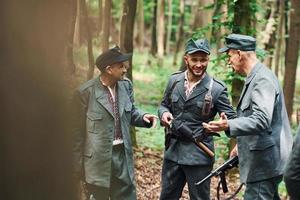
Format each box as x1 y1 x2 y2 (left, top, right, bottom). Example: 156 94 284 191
187 64 207 79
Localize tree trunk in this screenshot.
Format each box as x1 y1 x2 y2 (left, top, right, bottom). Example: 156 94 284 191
274 0 285 77
211 0 226 54
192 0 213 39
261 0 278 68
156 0 165 66
74 0 82 47
0 0 76 199
231 0 254 107
66 0 77 75
283 0 300 119
80 0 95 80
102 0 112 52
137 0 145 52
119 0 138 147
173 0 184 66
165 0 172 54
151 0 158 56
98 0 103 36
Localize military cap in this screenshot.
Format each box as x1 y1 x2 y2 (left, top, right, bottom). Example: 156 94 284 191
95 46 131 70
219 33 256 53
185 38 210 55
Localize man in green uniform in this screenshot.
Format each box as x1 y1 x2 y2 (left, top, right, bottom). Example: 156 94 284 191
72 46 157 200
158 38 236 200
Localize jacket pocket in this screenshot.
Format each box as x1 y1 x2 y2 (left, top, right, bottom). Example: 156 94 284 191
86 112 103 134
249 138 275 151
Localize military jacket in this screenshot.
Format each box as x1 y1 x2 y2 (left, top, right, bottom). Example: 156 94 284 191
227 62 293 183
72 76 150 187
158 71 236 165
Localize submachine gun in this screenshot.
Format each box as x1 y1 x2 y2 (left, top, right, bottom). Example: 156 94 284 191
195 156 243 200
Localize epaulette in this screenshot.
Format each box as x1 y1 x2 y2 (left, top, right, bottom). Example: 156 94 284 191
171 71 184 76
213 77 226 88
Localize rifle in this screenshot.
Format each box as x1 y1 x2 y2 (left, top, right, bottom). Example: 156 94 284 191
195 156 239 193
171 120 219 157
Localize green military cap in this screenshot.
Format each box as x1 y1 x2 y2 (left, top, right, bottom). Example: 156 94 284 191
185 38 210 55
219 33 256 53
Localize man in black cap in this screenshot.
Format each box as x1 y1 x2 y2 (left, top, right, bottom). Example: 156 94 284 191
72 46 157 200
203 33 293 200
158 38 236 199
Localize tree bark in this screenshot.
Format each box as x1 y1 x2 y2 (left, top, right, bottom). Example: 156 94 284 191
137 0 145 52
120 0 138 147
156 0 165 66
74 0 82 47
274 0 285 77
165 0 172 54
98 0 103 36
120 0 137 81
80 0 95 80
173 0 184 66
102 0 112 52
151 0 158 56
283 0 300 119
192 0 213 39
66 0 77 75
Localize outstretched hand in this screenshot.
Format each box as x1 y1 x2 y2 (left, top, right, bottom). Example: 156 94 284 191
202 112 229 133
143 114 158 128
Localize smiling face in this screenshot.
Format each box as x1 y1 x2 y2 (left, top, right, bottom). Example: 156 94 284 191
106 62 128 81
184 51 209 79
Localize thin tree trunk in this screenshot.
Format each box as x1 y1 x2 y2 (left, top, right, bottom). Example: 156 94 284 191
119 0 138 147
274 0 284 77
98 0 103 36
66 0 77 75
151 0 158 56
173 0 184 66
157 0 165 66
80 0 95 80
74 0 81 47
137 0 145 52
165 0 172 54
283 0 300 119
261 0 278 68
102 0 112 52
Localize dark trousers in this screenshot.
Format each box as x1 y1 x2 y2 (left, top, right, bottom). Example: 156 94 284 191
160 159 212 200
86 144 136 200
244 175 282 200
283 177 300 200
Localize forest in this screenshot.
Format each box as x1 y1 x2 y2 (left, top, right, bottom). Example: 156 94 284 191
0 0 299 199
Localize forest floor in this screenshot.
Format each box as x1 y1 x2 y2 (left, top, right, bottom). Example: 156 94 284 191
135 147 244 200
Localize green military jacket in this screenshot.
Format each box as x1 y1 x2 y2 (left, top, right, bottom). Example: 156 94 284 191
72 76 150 187
158 72 236 165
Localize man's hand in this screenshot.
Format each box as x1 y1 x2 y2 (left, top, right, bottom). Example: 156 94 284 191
161 112 174 127
230 144 238 157
143 114 158 128
202 112 229 132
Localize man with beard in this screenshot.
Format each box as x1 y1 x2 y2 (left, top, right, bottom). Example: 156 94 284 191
158 38 236 200
203 34 293 200
72 46 157 200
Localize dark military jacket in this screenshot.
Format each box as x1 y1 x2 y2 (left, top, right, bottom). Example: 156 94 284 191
158 71 236 165
72 76 150 188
